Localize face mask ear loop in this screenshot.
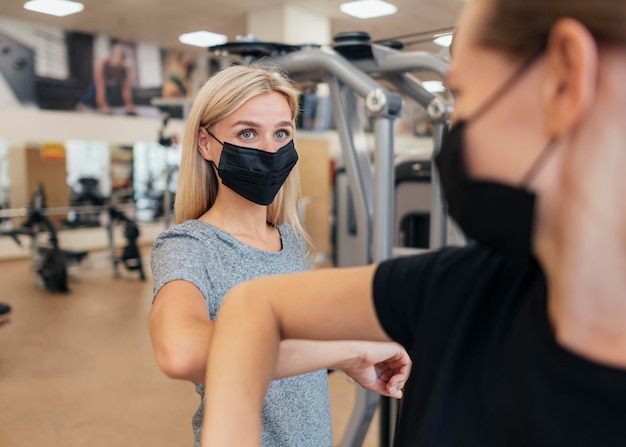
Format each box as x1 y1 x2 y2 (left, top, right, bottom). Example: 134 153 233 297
520 136 560 186
204 128 223 145
467 49 545 125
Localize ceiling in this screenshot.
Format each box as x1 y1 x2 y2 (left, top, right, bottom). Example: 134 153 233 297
0 0 462 54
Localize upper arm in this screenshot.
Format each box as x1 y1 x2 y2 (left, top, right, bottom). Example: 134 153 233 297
243 264 391 343
94 61 105 85
150 280 209 333
242 252 446 348
149 280 213 380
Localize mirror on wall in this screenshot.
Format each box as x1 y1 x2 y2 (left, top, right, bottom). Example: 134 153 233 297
0 138 9 209
133 141 179 223
0 137 182 230
65 140 111 228
110 145 134 204
0 138 10 231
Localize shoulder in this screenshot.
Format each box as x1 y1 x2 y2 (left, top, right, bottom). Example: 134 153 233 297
375 244 507 292
155 220 217 240
154 220 196 243
152 220 221 255
373 244 528 345
376 245 464 285
150 221 223 299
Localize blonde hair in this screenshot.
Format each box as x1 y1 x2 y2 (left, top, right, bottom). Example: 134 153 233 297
175 64 309 245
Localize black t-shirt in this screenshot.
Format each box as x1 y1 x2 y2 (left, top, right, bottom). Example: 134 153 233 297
373 245 626 447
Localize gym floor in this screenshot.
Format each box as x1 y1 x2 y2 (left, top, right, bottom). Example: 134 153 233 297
0 248 380 447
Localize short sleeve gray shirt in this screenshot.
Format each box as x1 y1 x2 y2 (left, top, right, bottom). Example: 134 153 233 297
151 220 332 447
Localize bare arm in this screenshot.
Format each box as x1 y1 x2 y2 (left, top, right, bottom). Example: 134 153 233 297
93 60 110 112
201 264 389 446
121 71 135 112
149 277 407 389
149 280 212 383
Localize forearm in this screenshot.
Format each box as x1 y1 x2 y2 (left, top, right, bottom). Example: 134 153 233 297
95 87 107 108
274 339 361 379
202 283 279 446
152 309 361 383
156 331 359 383
123 81 134 108
94 68 107 108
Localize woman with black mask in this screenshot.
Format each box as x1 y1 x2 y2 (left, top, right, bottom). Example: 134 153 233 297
200 0 626 445
149 64 410 447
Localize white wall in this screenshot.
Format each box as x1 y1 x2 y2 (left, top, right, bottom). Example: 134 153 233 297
284 5 330 45
0 108 184 145
246 5 330 45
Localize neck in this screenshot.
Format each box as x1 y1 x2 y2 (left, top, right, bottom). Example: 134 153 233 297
538 206 626 367
533 50 626 367
534 110 626 367
201 187 272 238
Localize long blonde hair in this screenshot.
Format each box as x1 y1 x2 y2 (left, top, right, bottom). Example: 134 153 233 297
174 64 308 243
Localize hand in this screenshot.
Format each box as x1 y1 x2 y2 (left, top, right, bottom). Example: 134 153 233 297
341 341 411 399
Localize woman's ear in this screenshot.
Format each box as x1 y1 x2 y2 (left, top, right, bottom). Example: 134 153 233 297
197 127 215 162
541 18 598 137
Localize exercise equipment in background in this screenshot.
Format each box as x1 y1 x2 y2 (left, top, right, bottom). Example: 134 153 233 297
0 184 88 293
107 206 146 281
66 177 107 228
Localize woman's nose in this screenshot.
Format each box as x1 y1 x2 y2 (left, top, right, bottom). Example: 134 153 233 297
259 135 280 153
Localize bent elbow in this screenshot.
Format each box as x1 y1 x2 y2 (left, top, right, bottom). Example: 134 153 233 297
153 344 204 382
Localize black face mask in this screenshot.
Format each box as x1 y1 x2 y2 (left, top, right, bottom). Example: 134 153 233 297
435 53 555 263
208 131 298 206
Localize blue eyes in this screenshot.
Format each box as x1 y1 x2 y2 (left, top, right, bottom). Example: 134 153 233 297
238 129 290 140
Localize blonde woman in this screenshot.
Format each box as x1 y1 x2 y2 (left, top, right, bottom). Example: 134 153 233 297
149 64 410 447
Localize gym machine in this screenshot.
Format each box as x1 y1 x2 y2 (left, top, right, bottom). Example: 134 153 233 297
107 202 146 281
0 187 146 285
0 184 87 293
326 32 455 447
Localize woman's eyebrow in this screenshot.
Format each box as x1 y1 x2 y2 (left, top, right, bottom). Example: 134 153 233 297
231 120 261 128
231 120 293 128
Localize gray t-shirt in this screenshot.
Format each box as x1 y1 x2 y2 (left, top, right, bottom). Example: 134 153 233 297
151 220 332 447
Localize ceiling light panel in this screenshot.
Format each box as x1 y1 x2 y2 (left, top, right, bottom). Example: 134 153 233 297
340 0 398 19
433 33 453 47
23 0 84 17
179 30 228 48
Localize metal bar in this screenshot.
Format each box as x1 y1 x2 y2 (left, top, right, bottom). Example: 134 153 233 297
327 77 373 268
429 122 447 249
326 79 379 447
338 384 381 447
358 47 450 78
0 204 134 219
106 211 120 278
275 47 384 99
386 73 436 109
372 116 397 447
371 117 395 262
